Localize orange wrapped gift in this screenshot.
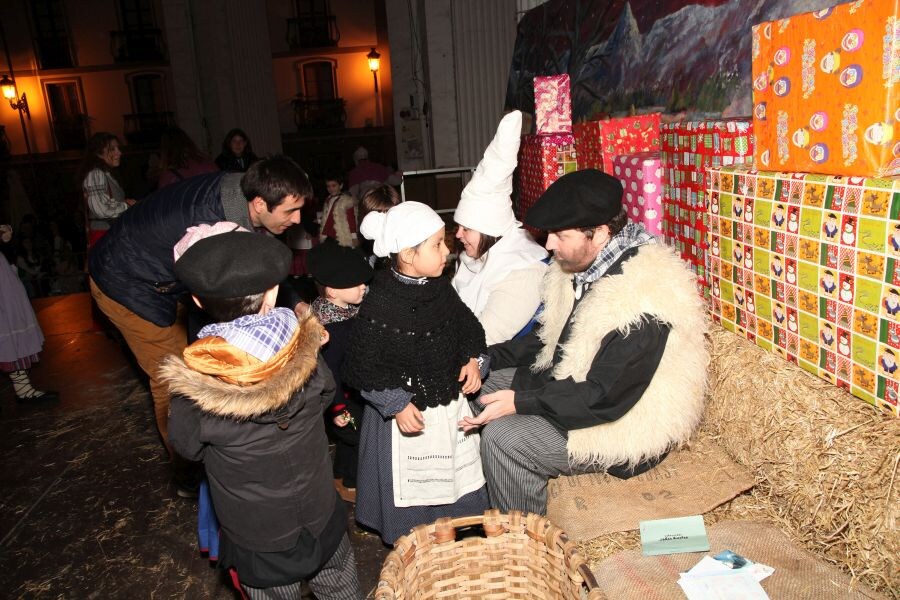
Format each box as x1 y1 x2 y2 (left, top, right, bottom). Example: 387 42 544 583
752 1 900 177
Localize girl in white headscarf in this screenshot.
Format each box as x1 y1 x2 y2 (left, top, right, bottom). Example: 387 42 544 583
452 111 548 345
343 201 490 544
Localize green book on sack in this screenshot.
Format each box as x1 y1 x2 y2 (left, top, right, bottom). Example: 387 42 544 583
639 515 710 556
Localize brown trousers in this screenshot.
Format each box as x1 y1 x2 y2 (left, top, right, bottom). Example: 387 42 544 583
90 278 186 457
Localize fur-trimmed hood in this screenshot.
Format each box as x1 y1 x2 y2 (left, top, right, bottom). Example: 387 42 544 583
159 313 323 420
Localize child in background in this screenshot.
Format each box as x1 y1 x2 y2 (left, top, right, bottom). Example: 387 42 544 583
319 172 358 248
308 239 374 504
357 184 401 269
162 231 362 600
342 201 490 545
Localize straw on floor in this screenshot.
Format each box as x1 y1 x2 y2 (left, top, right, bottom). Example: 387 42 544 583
577 328 899 598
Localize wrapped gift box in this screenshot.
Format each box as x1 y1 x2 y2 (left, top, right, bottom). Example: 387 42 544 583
534 74 572 134
661 119 754 293
517 134 577 232
707 164 900 417
752 1 900 177
573 121 605 171
612 151 664 236
573 114 661 173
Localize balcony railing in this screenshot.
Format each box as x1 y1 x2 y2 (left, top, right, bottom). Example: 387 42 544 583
110 29 166 62
286 15 340 49
293 97 346 131
123 111 176 144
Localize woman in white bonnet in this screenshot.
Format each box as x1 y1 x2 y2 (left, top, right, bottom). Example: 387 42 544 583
452 110 548 345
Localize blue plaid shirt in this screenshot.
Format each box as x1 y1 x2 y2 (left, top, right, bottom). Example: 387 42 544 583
198 307 298 362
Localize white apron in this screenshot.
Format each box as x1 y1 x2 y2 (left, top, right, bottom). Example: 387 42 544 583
391 394 485 507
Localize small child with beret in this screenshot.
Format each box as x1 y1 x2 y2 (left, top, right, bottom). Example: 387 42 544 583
307 239 374 503
162 231 362 600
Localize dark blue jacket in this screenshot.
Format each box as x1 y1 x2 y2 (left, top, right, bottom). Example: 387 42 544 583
89 172 252 327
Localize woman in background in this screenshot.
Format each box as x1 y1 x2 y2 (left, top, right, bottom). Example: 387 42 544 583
215 128 259 173
158 126 217 188
78 132 135 248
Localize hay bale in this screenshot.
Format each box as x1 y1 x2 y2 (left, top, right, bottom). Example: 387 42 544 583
704 328 899 596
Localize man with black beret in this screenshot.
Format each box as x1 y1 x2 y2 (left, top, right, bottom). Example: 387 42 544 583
162 231 363 600
88 155 311 495
461 169 710 515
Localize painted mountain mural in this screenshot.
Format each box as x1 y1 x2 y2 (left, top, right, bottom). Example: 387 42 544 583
506 0 846 120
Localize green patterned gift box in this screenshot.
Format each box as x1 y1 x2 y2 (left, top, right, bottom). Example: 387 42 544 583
707 165 900 417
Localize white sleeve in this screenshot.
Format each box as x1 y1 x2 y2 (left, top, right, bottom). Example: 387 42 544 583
479 263 547 345
83 170 128 220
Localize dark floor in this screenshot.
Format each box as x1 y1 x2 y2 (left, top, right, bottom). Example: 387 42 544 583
0 293 389 599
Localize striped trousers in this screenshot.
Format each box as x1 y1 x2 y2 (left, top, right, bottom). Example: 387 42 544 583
240 534 362 600
479 368 604 515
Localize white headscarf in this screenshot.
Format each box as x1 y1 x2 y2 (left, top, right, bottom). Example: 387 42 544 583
360 201 444 257
453 110 522 237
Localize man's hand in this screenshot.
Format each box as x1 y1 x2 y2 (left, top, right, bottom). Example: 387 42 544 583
395 402 424 434
458 358 482 395
459 389 516 432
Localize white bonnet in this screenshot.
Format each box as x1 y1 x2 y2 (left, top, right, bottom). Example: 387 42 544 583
360 201 444 257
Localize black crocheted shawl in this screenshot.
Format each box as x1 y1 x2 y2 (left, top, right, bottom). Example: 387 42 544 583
342 269 486 410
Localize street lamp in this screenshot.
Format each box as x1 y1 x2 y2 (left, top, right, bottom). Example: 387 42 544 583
0 74 30 119
366 47 382 127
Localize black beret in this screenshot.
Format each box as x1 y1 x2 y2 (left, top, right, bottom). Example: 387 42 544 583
307 239 374 288
524 169 623 230
175 231 291 298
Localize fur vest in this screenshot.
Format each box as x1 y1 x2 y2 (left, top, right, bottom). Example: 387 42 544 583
533 244 709 469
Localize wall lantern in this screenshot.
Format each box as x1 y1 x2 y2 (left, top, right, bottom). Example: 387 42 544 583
0 74 29 118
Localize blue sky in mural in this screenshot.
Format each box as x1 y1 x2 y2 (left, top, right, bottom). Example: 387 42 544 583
506 0 848 120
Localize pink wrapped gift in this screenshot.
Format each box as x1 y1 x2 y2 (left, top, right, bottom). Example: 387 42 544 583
612 152 663 236
534 74 572 134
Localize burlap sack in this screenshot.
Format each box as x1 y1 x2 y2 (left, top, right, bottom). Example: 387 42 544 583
592 520 889 600
546 441 754 541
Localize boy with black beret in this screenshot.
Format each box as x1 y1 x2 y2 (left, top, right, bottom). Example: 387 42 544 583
161 231 362 600
307 239 374 504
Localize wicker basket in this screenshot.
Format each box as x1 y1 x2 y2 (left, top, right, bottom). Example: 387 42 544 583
376 510 605 599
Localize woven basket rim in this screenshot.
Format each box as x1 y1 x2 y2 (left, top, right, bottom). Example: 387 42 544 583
377 509 603 599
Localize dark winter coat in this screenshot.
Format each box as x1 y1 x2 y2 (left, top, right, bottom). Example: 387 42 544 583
161 315 338 554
